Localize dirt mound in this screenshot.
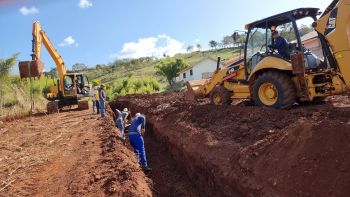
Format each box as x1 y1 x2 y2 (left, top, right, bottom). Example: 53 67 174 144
111 93 350 196
240 121 350 196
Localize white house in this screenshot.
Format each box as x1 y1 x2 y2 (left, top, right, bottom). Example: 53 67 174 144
176 58 223 82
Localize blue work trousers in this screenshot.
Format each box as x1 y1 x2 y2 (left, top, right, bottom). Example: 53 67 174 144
99 100 105 117
116 120 125 138
128 133 148 167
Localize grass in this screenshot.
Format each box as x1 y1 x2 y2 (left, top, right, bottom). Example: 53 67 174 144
0 76 52 119
0 48 239 118
84 48 239 87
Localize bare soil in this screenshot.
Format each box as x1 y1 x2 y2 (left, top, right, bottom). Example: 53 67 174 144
0 109 151 197
2 92 350 197
111 93 350 197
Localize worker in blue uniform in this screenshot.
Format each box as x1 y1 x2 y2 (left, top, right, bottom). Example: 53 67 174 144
116 108 129 140
268 30 290 59
128 113 151 172
98 84 107 118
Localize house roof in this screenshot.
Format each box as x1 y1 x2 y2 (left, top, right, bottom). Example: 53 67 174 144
225 54 244 67
291 30 318 44
301 31 318 42
181 57 222 73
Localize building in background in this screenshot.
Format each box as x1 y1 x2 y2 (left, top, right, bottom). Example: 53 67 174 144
176 58 223 82
301 31 323 58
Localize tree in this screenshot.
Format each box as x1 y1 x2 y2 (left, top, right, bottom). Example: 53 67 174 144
222 36 234 48
0 54 18 112
155 58 190 85
209 40 218 50
0 54 18 80
72 63 87 71
186 45 194 53
96 64 103 70
44 67 58 78
196 43 202 52
299 24 313 37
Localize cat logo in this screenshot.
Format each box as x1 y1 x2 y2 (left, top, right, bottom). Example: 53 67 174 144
324 8 338 36
328 17 336 29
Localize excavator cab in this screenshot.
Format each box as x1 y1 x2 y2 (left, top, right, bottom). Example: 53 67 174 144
63 73 90 97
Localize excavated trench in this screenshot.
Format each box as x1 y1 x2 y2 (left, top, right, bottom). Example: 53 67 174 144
108 106 205 196
109 97 244 197
109 93 350 197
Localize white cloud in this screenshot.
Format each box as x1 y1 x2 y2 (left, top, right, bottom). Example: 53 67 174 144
19 6 39 16
111 35 185 59
78 0 92 8
58 36 77 47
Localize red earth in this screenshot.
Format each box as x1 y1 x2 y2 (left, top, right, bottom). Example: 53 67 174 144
111 93 350 197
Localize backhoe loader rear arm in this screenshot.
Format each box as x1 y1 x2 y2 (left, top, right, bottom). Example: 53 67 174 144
314 0 350 86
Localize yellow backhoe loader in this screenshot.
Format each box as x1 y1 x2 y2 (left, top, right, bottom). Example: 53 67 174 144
188 0 350 109
19 21 90 113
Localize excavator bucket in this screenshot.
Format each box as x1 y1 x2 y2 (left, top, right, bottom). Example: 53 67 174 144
18 60 45 79
185 80 207 101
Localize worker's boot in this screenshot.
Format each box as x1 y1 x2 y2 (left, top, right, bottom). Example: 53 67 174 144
142 166 152 172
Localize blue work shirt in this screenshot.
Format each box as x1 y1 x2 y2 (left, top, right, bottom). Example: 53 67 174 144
116 110 128 123
128 115 146 134
269 36 289 58
99 88 106 102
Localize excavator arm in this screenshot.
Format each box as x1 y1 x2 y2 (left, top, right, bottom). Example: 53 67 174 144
32 21 67 92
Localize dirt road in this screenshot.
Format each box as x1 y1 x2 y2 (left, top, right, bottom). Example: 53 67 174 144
0 109 151 197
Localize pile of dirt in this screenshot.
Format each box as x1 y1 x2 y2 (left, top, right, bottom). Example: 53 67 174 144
110 92 350 196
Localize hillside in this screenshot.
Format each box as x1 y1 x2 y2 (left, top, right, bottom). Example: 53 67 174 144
84 48 240 86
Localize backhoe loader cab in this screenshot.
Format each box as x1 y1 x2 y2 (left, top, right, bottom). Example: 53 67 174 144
187 1 350 109
243 8 321 77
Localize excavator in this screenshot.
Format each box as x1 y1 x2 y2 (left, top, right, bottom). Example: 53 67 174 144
18 21 90 113
187 0 350 109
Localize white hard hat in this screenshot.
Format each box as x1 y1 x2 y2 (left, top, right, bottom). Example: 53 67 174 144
123 108 128 112
135 113 141 116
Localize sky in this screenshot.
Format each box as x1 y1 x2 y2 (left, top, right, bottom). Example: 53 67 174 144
0 0 330 71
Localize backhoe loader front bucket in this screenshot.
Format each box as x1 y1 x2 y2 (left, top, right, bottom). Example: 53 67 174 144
185 80 207 101
18 60 45 79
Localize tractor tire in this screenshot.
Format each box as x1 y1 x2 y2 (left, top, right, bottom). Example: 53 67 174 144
47 101 59 114
252 71 296 109
78 100 89 110
210 86 232 105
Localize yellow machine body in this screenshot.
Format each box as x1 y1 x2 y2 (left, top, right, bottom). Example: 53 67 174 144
187 0 350 108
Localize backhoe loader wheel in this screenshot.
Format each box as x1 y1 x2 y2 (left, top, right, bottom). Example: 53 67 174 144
47 101 59 114
210 86 232 105
78 100 89 110
252 71 296 109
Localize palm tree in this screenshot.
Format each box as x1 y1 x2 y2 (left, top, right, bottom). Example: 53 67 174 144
0 54 17 80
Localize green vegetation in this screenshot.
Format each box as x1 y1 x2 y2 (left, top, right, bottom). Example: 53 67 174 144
84 48 238 85
0 55 52 118
156 58 189 85
109 77 161 99
83 48 239 100
0 48 239 118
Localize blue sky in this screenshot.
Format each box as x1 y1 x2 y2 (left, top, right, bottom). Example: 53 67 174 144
0 0 330 71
